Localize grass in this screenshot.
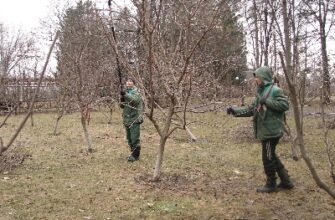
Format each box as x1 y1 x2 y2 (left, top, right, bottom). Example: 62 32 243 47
0 107 335 220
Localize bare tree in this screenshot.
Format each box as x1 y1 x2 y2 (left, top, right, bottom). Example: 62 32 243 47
56 1 115 152
104 0 247 180
302 0 335 104
0 24 36 78
320 88 335 183
0 31 59 156
98 0 246 181
243 0 276 68
140 0 225 180
0 24 37 116
279 0 335 198
51 86 76 135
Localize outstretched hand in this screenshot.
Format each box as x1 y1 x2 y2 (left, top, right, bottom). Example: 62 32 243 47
227 106 235 115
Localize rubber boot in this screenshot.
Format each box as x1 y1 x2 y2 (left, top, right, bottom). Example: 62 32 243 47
127 145 140 162
127 155 137 162
126 145 135 162
277 168 294 189
132 145 141 160
256 177 277 193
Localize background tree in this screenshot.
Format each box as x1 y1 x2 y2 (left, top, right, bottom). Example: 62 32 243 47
279 0 335 198
0 24 36 77
242 0 335 198
0 23 37 108
0 31 59 155
243 0 276 68
56 0 114 152
98 0 247 180
302 0 335 104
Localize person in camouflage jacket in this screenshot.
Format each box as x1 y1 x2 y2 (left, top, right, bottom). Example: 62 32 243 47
227 66 294 193
120 78 144 162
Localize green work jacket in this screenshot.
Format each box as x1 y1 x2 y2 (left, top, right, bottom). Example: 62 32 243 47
120 87 143 127
232 66 289 140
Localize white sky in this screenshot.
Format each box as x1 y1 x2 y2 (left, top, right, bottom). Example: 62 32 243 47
0 0 132 31
0 0 50 30
0 0 132 73
0 0 333 69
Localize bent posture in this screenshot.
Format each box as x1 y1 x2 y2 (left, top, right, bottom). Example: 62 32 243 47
120 78 144 162
227 66 294 193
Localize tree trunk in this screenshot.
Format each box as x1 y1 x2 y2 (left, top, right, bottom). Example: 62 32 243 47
263 0 270 66
53 108 64 135
152 99 175 181
81 112 93 152
185 126 197 142
281 0 335 199
108 107 113 124
320 93 335 183
153 136 168 181
252 0 260 68
30 111 34 127
320 25 331 104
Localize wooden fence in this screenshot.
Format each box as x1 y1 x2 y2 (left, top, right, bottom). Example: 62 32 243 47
0 78 59 113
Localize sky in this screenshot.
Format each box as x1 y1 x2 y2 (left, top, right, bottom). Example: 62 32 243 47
0 0 333 70
0 0 50 30
0 0 132 31
0 0 132 72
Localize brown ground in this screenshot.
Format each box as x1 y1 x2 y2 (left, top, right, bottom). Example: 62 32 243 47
0 109 334 219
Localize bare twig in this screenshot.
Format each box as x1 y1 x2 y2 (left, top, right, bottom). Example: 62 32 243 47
0 102 20 128
0 31 59 156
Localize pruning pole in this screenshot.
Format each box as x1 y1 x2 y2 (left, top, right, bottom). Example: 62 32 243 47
108 0 123 92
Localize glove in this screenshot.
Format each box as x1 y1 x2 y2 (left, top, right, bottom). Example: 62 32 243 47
120 96 125 103
227 107 235 115
259 97 267 105
120 91 126 96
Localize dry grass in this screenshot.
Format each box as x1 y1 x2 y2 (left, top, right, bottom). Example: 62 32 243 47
0 108 335 220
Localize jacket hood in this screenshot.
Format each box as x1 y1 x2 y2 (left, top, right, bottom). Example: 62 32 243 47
254 66 273 84
126 86 137 91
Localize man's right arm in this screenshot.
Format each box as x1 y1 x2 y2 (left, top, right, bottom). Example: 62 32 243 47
228 98 256 117
230 105 254 117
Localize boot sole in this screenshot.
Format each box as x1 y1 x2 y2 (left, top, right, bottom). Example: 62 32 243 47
256 188 278 193
277 186 294 190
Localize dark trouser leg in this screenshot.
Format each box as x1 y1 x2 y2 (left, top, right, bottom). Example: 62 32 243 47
257 138 279 193
265 138 294 189
276 155 294 189
277 168 294 189
125 126 133 151
129 123 141 159
262 138 279 179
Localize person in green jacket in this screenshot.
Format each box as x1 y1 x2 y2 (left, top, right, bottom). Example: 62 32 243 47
227 66 294 193
120 78 144 162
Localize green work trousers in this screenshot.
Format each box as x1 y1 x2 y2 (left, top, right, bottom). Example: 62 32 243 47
125 123 141 158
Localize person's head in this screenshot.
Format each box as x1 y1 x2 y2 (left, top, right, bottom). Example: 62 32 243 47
125 77 135 88
254 76 263 86
253 66 273 87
